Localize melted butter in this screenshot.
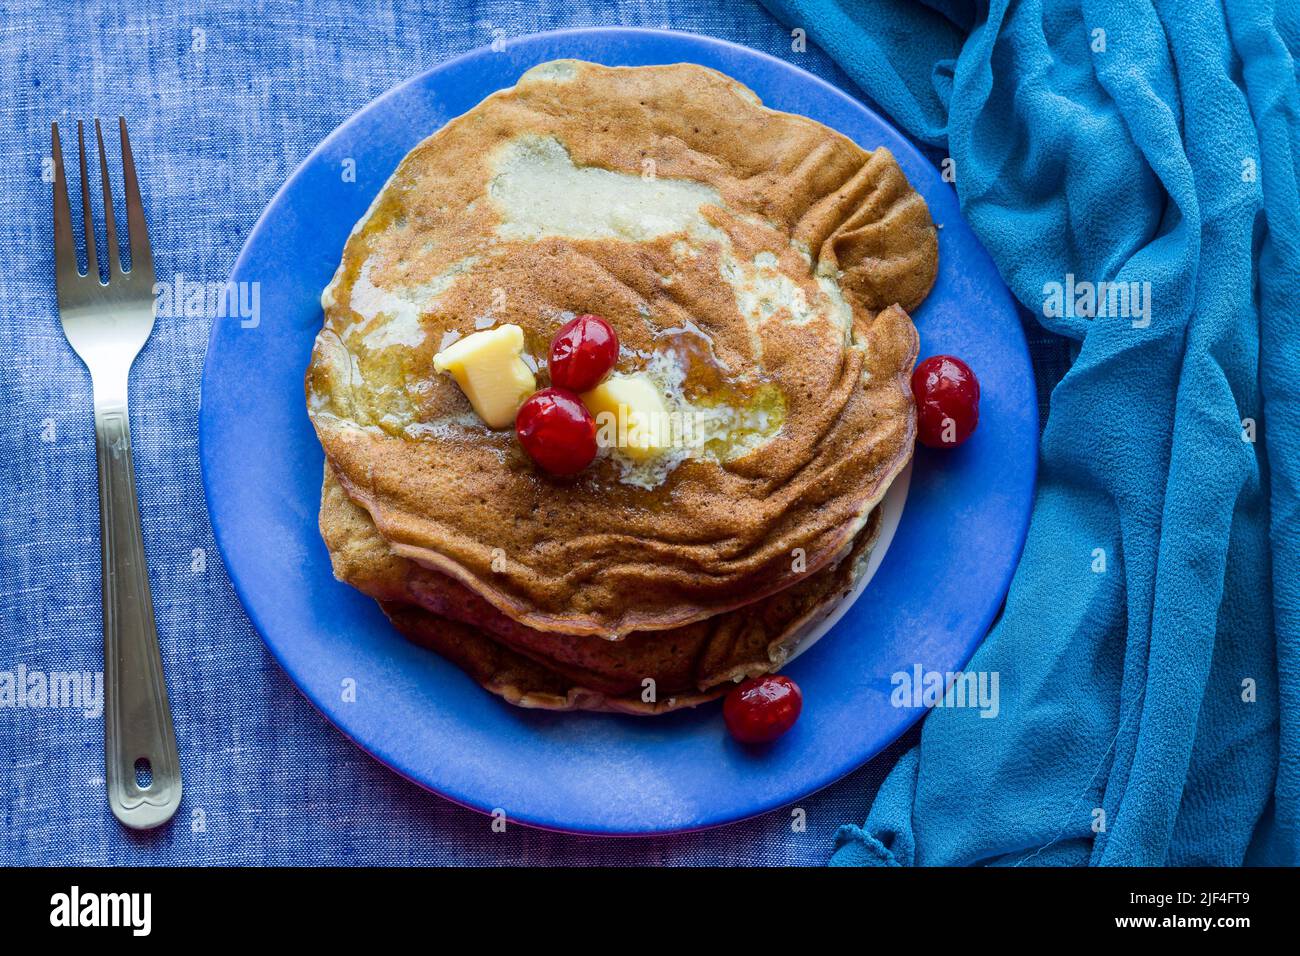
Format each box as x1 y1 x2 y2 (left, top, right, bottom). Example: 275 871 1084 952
600 321 786 489
722 250 824 328
488 136 724 243
348 255 479 350
520 60 578 84
313 134 844 475
655 320 786 440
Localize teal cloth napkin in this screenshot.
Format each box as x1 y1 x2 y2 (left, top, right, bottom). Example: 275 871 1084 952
761 0 1300 865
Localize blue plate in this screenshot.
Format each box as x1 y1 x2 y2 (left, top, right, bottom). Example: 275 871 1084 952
200 27 1037 834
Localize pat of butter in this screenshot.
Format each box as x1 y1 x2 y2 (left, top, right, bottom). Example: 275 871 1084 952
583 374 671 460
433 324 536 429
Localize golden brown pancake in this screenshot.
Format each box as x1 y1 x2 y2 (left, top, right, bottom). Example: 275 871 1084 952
306 59 932 638
321 463 881 712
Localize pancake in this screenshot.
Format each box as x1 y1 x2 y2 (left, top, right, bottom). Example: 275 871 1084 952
320 463 881 712
306 59 932 638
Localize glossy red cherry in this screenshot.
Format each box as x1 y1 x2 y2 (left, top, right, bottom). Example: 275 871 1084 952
549 313 619 392
911 355 980 449
723 675 803 744
515 387 598 476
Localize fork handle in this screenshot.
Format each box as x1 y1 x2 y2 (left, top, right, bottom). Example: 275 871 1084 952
94 392 182 829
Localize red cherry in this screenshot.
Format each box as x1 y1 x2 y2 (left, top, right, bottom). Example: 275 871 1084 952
515 387 598 476
723 675 803 744
549 313 619 392
911 355 980 449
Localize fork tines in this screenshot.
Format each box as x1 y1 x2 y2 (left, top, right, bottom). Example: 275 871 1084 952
52 118 154 287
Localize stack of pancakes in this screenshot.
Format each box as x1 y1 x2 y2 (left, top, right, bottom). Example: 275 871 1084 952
306 60 937 713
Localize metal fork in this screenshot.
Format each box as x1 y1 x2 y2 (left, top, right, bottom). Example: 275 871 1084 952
52 118 181 830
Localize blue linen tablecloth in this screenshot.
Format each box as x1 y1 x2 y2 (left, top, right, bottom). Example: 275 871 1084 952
0 0 1068 865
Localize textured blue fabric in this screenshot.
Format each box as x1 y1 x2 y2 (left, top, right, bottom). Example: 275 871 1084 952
760 0 1300 866
0 0 1073 866
0 0 1066 868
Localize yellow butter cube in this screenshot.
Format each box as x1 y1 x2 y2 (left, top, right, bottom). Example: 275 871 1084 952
433 324 536 429
583 374 671 460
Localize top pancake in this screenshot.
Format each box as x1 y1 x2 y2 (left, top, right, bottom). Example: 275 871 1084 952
306 60 933 638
